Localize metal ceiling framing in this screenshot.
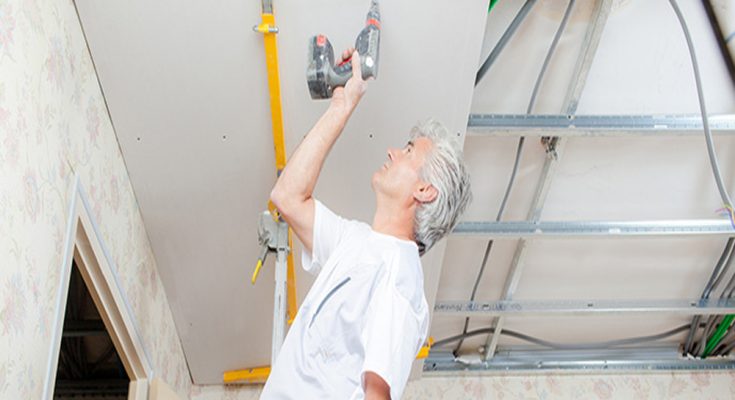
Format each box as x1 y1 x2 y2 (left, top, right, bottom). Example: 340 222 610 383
467 113 735 137
429 0 735 372
482 0 613 362
434 298 735 317
453 219 735 238
425 347 735 373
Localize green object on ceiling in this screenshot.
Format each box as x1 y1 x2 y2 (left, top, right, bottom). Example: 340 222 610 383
489 0 499 13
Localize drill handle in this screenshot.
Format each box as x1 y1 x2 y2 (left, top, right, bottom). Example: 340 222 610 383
331 25 380 83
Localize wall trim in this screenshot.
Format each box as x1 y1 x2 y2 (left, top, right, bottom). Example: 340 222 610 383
44 174 155 399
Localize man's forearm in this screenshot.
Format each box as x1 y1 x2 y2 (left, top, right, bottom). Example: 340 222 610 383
271 104 352 205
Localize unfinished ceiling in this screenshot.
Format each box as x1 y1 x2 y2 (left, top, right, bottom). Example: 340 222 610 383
74 0 735 384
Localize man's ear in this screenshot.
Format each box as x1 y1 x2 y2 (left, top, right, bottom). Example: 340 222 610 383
414 182 438 203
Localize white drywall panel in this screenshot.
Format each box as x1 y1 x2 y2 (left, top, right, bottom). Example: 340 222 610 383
75 0 488 384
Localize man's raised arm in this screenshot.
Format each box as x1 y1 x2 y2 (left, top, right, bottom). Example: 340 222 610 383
270 51 367 253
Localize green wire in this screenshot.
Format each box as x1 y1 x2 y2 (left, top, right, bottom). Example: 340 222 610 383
703 314 735 357
489 0 499 13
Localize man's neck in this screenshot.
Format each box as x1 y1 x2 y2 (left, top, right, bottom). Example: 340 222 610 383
372 197 415 242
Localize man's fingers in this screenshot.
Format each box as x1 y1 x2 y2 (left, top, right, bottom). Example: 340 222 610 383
341 47 356 63
350 50 362 80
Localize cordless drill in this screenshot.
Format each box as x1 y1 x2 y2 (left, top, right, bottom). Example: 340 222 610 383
306 0 381 99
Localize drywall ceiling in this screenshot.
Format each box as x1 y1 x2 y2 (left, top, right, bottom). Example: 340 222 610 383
74 0 487 384
74 0 735 385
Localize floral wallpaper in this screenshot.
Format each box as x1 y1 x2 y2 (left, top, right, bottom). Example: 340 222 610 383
0 0 191 398
192 372 735 400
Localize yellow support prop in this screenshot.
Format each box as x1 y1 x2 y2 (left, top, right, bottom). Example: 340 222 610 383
225 337 436 382
251 259 263 285
416 337 434 359
286 230 297 323
257 10 298 324
230 4 299 385
223 366 271 384
260 14 286 172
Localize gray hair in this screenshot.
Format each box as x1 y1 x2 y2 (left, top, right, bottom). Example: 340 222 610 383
410 119 472 254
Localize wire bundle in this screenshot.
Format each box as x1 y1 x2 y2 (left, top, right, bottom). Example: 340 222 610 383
668 0 735 358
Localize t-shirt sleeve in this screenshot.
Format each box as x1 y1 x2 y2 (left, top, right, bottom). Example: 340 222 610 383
301 199 353 276
360 285 426 400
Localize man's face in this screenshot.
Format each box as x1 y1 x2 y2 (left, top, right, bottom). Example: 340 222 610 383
372 136 434 204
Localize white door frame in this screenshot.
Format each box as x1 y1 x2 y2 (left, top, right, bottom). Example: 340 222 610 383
44 174 155 399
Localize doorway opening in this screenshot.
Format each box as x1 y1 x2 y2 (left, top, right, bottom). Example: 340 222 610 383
54 260 130 399
47 180 152 399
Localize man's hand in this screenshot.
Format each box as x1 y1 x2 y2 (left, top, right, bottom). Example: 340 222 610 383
330 48 369 116
364 371 390 400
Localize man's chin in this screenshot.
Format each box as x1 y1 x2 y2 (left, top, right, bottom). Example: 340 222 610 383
371 171 383 190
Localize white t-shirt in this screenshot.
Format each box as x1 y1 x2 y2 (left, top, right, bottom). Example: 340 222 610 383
261 200 429 400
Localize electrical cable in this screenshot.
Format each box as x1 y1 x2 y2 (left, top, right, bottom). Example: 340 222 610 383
701 0 735 87
524 0 577 117
668 0 733 209
435 323 702 351
453 0 575 354
453 141 520 352
476 0 538 86
694 314 719 356
669 0 735 353
694 244 735 355
665 5 735 354
727 277 735 299
684 238 734 354
716 316 735 355
697 317 722 356
710 241 735 298
695 242 735 353
720 340 735 356
703 314 735 357
716 328 735 355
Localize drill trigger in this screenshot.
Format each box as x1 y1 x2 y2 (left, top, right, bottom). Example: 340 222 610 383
337 55 352 67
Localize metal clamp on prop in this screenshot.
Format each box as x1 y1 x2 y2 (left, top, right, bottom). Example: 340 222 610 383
251 211 290 284
253 23 279 34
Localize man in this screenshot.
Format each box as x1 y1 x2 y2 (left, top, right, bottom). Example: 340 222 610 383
262 49 471 399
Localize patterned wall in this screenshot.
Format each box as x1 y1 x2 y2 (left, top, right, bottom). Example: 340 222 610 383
193 372 735 399
0 0 191 397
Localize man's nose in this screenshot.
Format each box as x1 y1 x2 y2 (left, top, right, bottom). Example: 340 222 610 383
387 148 396 161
